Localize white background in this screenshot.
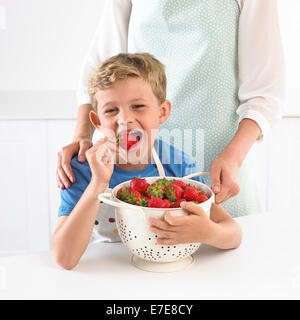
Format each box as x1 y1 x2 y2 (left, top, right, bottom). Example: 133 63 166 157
0 0 299 256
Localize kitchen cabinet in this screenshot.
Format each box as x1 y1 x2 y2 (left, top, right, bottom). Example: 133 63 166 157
0 121 49 255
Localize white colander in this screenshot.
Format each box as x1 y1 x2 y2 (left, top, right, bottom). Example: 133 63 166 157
98 171 214 272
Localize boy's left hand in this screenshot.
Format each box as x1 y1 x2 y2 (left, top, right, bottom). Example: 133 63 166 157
148 201 214 245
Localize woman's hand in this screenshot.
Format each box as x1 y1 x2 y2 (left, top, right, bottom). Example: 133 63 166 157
56 138 92 189
210 152 240 204
148 202 214 245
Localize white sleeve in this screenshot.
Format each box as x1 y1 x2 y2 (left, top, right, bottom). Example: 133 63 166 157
237 0 286 141
76 0 132 106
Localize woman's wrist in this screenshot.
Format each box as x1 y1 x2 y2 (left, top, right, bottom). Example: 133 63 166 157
73 104 95 141
220 118 261 167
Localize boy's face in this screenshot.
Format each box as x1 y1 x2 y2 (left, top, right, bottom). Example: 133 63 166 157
90 77 171 167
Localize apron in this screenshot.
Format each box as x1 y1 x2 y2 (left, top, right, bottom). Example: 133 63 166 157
89 144 167 244
127 0 267 217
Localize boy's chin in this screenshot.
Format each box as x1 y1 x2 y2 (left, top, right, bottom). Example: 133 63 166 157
116 145 150 165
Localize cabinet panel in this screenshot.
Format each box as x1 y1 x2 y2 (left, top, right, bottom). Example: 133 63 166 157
266 118 300 214
0 121 49 255
47 120 76 236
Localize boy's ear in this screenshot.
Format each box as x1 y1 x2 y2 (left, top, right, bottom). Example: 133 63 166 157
159 100 172 124
89 110 101 129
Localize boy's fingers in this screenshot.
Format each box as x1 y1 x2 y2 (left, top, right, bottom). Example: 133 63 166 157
156 238 178 245
163 211 187 226
148 217 173 230
149 226 176 239
180 201 206 216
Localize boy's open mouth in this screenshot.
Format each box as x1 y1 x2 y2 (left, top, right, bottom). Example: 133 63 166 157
117 128 143 152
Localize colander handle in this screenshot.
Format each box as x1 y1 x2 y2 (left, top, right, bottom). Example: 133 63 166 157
183 171 210 179
98 193 146 220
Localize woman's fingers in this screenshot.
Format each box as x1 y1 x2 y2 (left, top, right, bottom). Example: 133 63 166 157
210 159 222 194
215 179 240 204
57 142 80 188
60 149 76 184
56 153 72 188
78 139 93 162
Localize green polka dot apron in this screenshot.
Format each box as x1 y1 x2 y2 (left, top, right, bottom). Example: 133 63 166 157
128 0 266 217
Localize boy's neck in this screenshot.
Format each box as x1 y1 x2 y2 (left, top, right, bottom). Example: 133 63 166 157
115 149 153 171
115 163 150 171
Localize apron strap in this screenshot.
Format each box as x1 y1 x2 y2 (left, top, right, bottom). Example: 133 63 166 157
151 144 166 177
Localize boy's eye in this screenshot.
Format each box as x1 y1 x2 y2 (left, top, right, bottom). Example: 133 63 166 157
105 108 117 113
133 105 144 109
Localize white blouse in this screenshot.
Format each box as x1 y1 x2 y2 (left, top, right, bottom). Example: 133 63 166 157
77 0 286 141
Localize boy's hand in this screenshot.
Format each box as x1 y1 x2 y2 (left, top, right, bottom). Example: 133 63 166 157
148 201 214 245
85 136 117 185
56 138 92 189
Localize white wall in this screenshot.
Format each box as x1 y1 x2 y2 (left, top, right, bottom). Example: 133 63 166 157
0 0 107 91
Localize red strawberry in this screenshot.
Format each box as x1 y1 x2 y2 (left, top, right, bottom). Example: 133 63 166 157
170 198 187 208
163 184 183 202
125 190 142 205
195 192 208 203
119 131 140 150
148 197 165 208
116 187 130 201
161 199 172 208
130 178 149 193
136 197 150 207
146 183 164 199
171 180 187 190
183 186 198 201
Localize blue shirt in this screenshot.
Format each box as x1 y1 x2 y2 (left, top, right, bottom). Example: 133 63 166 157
58 138 205 216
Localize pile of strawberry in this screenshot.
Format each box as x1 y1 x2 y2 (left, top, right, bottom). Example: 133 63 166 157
116 177 208 208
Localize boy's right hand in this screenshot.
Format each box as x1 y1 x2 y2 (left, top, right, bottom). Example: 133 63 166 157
56 138 92 189
85 136 116 186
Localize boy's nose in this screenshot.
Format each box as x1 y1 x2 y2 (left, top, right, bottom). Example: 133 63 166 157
117 111 134 126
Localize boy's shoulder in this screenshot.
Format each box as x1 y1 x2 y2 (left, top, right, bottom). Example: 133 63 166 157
70 155 92 178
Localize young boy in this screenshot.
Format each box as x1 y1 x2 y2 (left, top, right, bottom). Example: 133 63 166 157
52 53 242 270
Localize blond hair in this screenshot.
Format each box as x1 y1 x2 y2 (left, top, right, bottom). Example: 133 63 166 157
88 53 167 111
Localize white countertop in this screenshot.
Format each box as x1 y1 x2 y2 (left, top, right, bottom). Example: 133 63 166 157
1 212 300 300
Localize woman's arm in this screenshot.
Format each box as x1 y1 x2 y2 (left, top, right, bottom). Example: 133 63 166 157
210 0 286 203
56 0 132 189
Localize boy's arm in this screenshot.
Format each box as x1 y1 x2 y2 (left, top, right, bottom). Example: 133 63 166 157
53 135 115 270
206 203 242 249
51 180 108 270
